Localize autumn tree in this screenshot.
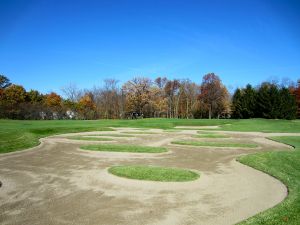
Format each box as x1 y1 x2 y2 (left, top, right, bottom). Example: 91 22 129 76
122 77 152 116
61 83 82 102
151 77 168 117
45 92 62 109
95 79 121 119
0 75 11 89
0 84 27 118
199 73 229 119
26 89 44 103
177 79 199 118
164 79 180 118
78 92 97 119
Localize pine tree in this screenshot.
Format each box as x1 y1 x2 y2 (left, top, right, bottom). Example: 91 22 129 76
279 88 297 119
241 84 256 118
231 88 243 118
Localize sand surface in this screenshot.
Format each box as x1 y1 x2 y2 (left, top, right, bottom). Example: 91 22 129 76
0 127 293 225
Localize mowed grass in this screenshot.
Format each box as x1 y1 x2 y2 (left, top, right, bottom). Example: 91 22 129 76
67 136 113 141
80 144 167 153
108 165 200 182
85 134 134 137
238 136 300 225
172 140 257 148
1 119 300 223
121 131 157 134
1 118 300 153
194 133 229 138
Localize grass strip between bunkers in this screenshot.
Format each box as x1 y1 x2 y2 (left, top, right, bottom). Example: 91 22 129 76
108 165 199 182
80 144 167 153
194 133 229 138
237 136 300 225
68 136 113 141
172 140 258 148
121 131 158 134
85 134 134 137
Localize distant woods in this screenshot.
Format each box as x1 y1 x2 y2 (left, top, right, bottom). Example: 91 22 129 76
0 74 299 120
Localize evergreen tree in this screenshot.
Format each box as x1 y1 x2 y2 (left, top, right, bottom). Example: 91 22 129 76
231 88 243 118
279 87 297 119
241 84 256 118
256 83 272 118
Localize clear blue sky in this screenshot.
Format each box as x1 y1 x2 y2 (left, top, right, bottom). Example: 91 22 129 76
1 0 300 94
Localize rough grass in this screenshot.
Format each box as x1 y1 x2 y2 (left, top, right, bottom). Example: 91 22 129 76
108 165 200 182
172 140 258 148
237 136 300 225
80 144 167 153
67 136 113 141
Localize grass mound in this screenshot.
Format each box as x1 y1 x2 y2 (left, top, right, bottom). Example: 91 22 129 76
80 144 167 153
172 140 257 148
68 136 113 141
108 165 199 182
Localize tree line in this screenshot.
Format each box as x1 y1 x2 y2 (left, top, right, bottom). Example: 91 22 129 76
0 74 299 120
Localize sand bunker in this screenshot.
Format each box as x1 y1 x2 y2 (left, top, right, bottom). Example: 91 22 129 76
0 127 292 225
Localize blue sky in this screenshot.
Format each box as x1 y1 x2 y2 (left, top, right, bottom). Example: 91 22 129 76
1 0 300 95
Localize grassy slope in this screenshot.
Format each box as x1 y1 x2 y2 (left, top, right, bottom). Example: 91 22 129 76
108 165 199 182
238 136 300 225
80 144 167 153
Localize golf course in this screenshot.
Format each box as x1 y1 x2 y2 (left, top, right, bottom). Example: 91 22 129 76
0 118 300 225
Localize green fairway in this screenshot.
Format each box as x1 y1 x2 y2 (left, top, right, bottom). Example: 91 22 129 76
108 165 200 182
172 140 258 148
80 144 167 153
67 136 113 141
238 136 300 225
222 119 300 133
